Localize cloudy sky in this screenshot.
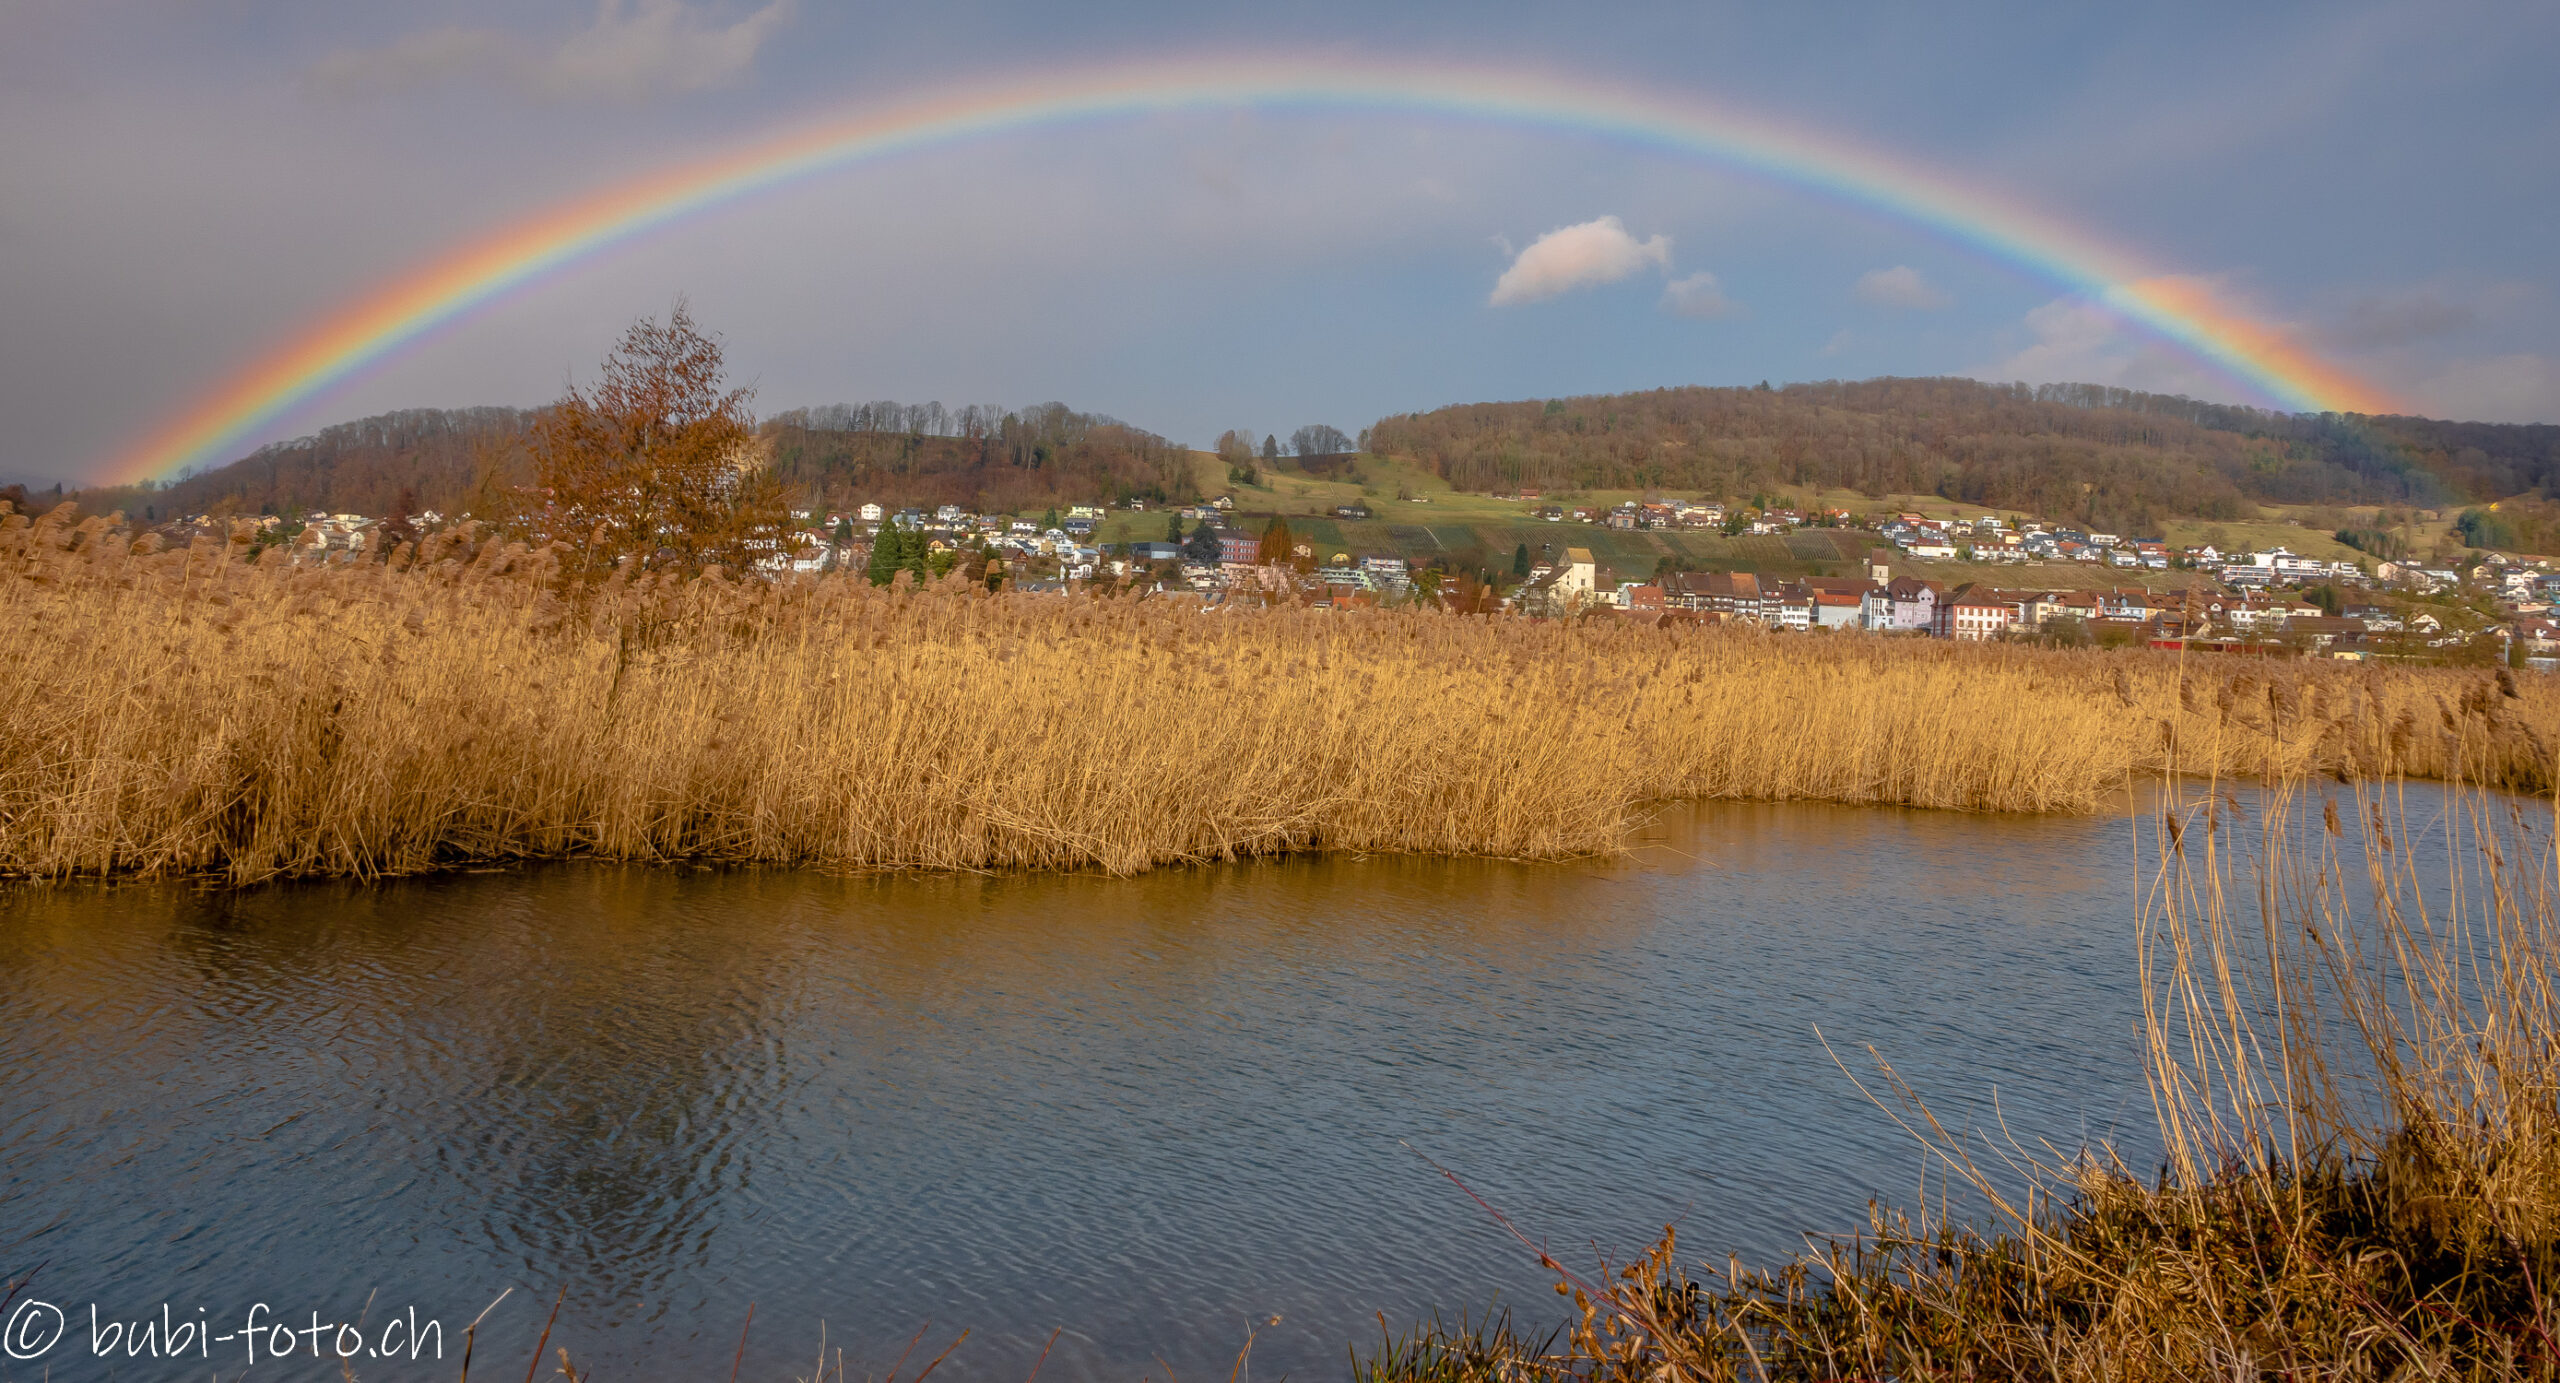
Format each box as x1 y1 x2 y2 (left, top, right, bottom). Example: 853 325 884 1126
3 0 2554 483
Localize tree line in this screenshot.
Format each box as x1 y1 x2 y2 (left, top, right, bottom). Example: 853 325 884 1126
75 395 1197 524
763 400 1196 514
1364 377 2559 536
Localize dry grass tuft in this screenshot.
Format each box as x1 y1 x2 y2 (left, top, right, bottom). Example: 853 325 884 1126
7 498 2560 884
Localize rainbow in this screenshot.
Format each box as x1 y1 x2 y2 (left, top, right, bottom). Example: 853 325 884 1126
102 57 2399 486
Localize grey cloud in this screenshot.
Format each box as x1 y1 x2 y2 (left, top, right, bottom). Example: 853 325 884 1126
2408 354 2560 425
306 0 793 102
2323 291 2479 350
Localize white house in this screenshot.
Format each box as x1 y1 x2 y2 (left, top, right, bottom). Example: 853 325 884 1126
1553 547 1599 602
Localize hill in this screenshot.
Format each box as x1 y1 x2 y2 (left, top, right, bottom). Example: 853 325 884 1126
70 399 1198 523
763 401 1198 514
78 407 535 523
1365 378 2560 535
58 377 2560 540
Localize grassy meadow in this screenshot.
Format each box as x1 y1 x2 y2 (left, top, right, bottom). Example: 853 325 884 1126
1103 455 2405 586
6 498 2558 884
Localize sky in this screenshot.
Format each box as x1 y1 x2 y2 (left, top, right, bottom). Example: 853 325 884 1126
2 0 2555 485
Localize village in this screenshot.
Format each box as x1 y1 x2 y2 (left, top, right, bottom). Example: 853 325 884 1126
161 487 2560 668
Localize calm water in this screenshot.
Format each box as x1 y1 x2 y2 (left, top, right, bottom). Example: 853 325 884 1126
3 801 2164 1383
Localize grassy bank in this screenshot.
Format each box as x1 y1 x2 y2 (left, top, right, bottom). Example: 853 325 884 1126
6 501 2559 884
1361 776 2560 1381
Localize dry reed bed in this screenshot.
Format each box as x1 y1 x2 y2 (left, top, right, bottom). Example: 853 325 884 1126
6 501 2558 884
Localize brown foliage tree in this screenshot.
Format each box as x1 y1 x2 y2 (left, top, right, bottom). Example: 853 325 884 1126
1256 515 1295 566
511 305 799 581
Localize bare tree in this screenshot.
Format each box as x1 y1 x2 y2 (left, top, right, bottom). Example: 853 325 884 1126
1290 423 1352 457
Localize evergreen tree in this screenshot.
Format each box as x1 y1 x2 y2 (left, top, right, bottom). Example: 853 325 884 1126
868 518 902 585
1511 542 1531 578
1167 514 1184 543
901 524 929 583
1262 434 1280 462
834 517 854 544
1041 507 1060 532
1183 521 1224 564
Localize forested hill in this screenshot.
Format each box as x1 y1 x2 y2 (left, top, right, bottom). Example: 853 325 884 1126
87 407 537 523
1365 378 2560 533
762 401 1198 513
75 399 1197 521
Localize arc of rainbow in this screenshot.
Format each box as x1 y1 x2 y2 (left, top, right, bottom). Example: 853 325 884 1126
103 57 2398 486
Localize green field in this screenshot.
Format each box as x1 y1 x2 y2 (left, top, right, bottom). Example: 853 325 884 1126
1074 454 2400 588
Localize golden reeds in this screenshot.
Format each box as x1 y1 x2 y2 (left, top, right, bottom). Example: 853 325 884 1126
6 498 2559 884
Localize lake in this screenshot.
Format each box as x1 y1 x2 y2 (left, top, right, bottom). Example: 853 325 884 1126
3 800 2161 1382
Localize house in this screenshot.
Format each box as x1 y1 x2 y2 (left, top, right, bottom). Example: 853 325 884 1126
1552 547 1599 602
1217 532 1260 565
2051 590 2103 625
1860 583 1896 630
1666 570 1765 620
858 502 884 523
1127 541 1181 563
1766 580 1815 630
2098 589 2154 621
1933 584 2014 640
1332 502 1372 520
1619 583 1665 612
1882 576 1941 631
2282 615 2369 650
1804 577 1876 631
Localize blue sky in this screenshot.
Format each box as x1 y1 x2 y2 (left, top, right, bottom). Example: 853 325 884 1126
2 0 2554 483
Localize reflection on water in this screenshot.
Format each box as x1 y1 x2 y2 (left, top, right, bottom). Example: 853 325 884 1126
3 801 2158 1382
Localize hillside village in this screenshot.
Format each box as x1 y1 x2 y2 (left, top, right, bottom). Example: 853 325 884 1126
137 483 2560 668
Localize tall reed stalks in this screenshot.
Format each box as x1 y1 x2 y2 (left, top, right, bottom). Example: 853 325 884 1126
7 500 2559 885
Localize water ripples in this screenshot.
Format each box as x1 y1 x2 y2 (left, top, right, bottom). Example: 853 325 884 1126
5 801 2155 1382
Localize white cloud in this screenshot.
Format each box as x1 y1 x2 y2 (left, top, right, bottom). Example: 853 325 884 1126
1970 296 2230 399
1854 265 1951 311
1488 215 1670 306
308 0 793 102
1660 271 1739 319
